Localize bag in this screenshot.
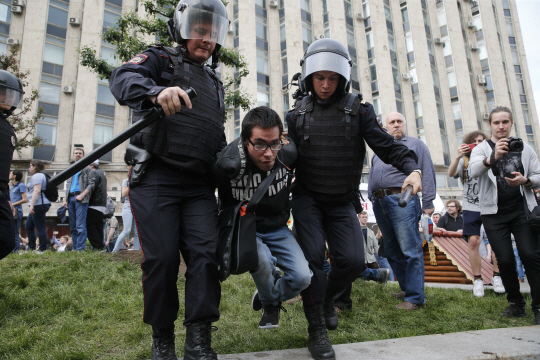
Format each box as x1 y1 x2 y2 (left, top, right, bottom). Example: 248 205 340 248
42 173 59 202
527 205 540 235
217 166 281 282
104 196 115 218
419 214 434 243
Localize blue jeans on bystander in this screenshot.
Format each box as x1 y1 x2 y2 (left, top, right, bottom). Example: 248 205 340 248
68 196 89 251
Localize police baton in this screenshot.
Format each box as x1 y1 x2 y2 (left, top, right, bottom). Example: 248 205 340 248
398 185 413 208
48 88 197 189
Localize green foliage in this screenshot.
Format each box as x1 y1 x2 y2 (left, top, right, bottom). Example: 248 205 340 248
0 251 534 359
80 0 252 111
0 45 44 152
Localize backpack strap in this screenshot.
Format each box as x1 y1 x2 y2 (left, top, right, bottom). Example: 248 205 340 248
463 155 469 181
294 96 314 140
338 93 361 141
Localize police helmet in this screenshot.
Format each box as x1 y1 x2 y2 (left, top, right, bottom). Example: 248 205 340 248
299 39 352 95
167 0 230 67
0 70 24 118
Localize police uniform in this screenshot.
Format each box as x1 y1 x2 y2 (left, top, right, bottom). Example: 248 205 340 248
286 94 419 307
109 45 226 329
0 116 16 259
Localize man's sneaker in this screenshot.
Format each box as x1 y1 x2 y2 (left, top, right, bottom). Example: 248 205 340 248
259 303 285 329
377 268 390 286
251 290 262 311
473 279 484 297
500 303 526 318
534 309 540 325
491 275 505 294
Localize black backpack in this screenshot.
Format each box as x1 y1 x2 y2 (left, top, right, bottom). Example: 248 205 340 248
41 172 59 203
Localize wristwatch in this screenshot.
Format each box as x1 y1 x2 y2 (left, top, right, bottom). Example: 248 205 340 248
412 169 422 179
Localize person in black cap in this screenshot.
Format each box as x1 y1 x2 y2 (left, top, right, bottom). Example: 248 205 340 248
0 69 24 260
109 0 230 359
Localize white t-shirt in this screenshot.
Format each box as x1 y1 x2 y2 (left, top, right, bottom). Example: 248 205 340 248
455 157 480 212
26 172 50 206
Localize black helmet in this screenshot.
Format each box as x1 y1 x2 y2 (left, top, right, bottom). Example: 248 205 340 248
0 70 24 118
167 0 230 68
299 39 352 95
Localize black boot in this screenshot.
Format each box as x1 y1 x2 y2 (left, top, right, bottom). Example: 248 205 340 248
151 326 176 360
323 281 340 330
304 304 336 360
184 323 217 360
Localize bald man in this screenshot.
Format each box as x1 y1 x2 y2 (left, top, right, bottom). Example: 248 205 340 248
368 112 436 310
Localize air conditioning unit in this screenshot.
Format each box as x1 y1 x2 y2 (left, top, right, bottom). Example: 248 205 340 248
269 0 278 8
69 18 81 26
467 21 475 28
356 13 363 21
434 38 443 45
228 24 234 33
11 6 22 14
12 0 24 6
314 34 325 41
402 73 411 80
470 44 480 51
7 38 19 45
477 74 486 85
482 113 489 120
63 86 74 94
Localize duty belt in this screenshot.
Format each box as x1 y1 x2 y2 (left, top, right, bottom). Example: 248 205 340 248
372 187 402 199
68 191 81 197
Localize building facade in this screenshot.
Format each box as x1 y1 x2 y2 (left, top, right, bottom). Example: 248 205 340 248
5 0 538 222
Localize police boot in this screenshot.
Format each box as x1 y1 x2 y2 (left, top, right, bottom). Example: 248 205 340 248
151 326 176 360
304 304 336 360
184 322 217 360
323 281 340 330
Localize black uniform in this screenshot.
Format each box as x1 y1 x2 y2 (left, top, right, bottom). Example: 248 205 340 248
0 117 16 259
109 46 226 328
286 93 419 306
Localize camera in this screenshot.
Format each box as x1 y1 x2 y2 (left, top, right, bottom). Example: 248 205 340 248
507 137 524 152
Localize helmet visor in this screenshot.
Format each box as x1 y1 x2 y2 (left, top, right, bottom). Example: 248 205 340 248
303 52 351 81
0 87 22 109
178 6 229 46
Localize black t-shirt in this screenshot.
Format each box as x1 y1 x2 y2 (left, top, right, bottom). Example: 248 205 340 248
0 117 15 186
438 213 463 232
487 140 524 214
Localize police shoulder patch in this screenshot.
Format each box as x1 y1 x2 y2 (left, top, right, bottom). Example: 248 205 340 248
127 54 148 65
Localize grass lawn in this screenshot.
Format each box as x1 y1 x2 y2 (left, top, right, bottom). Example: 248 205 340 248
0 251 534 360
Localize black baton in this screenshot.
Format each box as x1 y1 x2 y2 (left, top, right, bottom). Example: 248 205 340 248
398 185 413 208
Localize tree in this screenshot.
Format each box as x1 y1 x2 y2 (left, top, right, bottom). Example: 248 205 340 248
79 0 252 112
0 44 44 152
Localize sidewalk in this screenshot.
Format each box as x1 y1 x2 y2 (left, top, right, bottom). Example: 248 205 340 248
210 326 540 360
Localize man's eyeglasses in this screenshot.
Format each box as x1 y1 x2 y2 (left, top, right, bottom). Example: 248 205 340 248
29 164 34 167
447 205 456 208
249 139 283 151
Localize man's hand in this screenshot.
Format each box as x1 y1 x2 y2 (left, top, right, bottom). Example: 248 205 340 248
457 144 470 158
62 199 67 207
75 194 84 202
423 207 435 216
29 205 35 215
494 138 509 161
150 86 193 116
505 171 527 187
10 202 15 217
281 131 290 145
402 172 422 195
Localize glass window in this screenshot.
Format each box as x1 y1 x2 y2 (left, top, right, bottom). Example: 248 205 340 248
43 43 65 66
347 31 355 48
257 55 269 75
405 37 414 52
452 103 461 120
97 84 115 106
94 124 113 145
302 25 312 44
37 123 57 145
48 6 68 28
103 10 120 30
447 71 456 87
414 100 423 118
257 91 270 107
366 32 373 49
256 22 267 41
39 82 61 104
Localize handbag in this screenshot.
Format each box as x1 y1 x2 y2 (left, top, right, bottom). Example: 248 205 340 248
523 190 540 235
217 166 281 282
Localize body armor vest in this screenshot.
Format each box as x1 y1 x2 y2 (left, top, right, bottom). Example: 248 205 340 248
294 94 364 200
0 117 15 185
140 46 225 166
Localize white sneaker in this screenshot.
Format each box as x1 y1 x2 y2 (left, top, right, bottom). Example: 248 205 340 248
473 279 484 297
492 275 506 293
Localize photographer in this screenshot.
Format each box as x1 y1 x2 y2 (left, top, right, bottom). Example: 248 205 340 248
469 106 540 325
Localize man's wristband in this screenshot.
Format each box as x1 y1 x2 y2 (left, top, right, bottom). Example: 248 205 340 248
524 177 532 187
482 157 489 168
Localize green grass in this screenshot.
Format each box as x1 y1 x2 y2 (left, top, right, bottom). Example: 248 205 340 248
0 251 534 359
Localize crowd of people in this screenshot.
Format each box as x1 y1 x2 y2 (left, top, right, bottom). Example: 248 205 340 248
1 1 539 359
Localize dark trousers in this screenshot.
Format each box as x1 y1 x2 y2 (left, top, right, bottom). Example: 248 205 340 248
86 208 105 250
292 193 365 306
0 191 15 259
482 210 540 310
25 203 51 251
130 161 221 328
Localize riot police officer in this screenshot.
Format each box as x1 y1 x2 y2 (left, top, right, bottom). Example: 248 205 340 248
0 70 24 260
109 1 229 359
286 39 423 360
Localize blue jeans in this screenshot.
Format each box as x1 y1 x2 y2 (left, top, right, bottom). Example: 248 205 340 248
375 254 395 281
13 208 23 252
373 194 425 305
68 196 89 251
514 247 525 280
25 204 51 251
112 204 140 252
251 226 312 306
360 267 380 281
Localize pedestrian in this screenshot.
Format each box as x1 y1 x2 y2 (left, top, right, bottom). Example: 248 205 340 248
469 106 540 325
438 200 463 233
286 39 422 360
25 160 51 252
9 170 27 252
111 170 140 253
104 216 119 253
85 160 107 251
109 0 230 358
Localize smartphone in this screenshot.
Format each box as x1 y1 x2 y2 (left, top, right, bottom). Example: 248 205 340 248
468 143 476 152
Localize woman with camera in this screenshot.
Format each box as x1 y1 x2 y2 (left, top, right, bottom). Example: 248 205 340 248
25 160 51 252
